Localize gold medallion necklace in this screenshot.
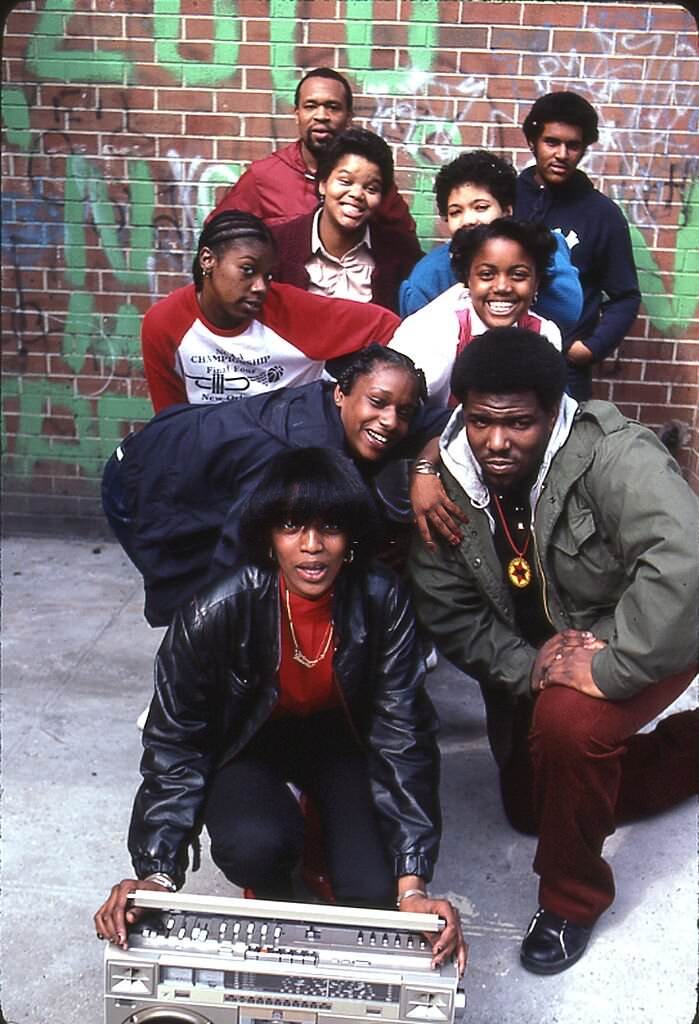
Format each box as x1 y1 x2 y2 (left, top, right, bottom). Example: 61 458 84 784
491 491 532 589
284 587 334 668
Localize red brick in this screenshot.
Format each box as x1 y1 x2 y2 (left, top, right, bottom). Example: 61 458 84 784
128 111 183 135
244 67 275 91
213 128 263 157
120 15 154 37
98 38 153 61
610 359 643 381
158 88 214 112
2 31 36 58
554 28 623 54
4 11 41 34
244 19 270 43
373 0 400 16
66 13 123 36
644 360 698 385
676 342 699 362
4 351 50 376
38 83 97 110
155 135 216 160
3 59 27 83
428 49 457 74
295 46 339 69
671 385 699 406
135 62 184 88
640 403 696 424
75 376 130 397
645 57 698 81
461 51 522 76
611 381 669 403
648 6 696 31
237 42 273 65
460 2 524 25
491 27 550 52
97 86 154 111
215 90 271 114
309 20 354 45
585 5 649 31
525 3 584 28
183 112 243 136
484 124 522 150
622 338 675 362
182 17 217 40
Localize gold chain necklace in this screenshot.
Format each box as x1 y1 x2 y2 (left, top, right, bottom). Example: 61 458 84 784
284 587 334 668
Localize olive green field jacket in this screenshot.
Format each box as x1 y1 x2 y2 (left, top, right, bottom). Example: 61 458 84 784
409 401 698 760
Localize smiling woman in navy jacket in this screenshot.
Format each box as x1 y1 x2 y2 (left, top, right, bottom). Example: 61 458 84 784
271 128 423 315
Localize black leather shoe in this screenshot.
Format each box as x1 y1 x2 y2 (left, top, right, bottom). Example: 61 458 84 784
520 907 593 974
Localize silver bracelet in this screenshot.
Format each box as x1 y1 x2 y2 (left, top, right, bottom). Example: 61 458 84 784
396 888 427 907
412 459 440 477
142 871 177 892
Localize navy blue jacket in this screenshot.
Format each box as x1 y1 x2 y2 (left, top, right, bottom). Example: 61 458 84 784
119 381 450 626
515 166 640 400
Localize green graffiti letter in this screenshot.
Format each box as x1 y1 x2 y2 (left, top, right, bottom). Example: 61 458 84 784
628 180 699 332
27 0 135 84
154 0 240 87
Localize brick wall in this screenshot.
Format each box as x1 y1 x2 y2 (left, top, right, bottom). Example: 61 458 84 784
2 0 698 533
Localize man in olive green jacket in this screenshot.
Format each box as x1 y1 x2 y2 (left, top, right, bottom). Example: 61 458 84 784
409 328 698 975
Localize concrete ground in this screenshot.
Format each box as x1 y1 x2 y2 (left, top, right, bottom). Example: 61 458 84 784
1 536 697 1024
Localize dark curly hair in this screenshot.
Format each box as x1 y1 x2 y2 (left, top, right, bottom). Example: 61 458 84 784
238 447 379 566
434 150 517 218
450 327 567 413
316 128 395 194
336 343 428 404
522 91 599 148
192 210 276 289
450 217 555 286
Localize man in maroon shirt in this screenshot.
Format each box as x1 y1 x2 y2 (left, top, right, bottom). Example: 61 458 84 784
210 67 416 237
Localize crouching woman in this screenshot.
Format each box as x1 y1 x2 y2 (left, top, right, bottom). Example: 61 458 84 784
95 447 465 972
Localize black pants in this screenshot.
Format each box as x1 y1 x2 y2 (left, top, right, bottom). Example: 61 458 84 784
203 712 395 907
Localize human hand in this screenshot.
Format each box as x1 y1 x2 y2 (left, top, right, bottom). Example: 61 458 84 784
543 642 608 698
398 892 468 975
531 630 602 692
410 473 467 550
94 878 171 950
566 340 594 365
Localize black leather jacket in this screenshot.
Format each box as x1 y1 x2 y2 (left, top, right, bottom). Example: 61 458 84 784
128 563 441 888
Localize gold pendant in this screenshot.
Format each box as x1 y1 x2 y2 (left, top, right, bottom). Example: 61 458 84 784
507 556 532 588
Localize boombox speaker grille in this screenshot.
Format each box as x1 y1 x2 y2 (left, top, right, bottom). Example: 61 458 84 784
120 1009 217 1024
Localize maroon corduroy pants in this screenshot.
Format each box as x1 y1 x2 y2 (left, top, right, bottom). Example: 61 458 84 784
500 668 698 926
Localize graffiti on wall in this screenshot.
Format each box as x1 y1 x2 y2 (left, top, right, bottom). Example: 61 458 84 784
2 0 698 482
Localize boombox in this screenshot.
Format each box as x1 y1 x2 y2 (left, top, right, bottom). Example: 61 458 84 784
104 891 466 1024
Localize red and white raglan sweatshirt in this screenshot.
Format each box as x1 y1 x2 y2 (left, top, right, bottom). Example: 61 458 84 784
142 281 400 412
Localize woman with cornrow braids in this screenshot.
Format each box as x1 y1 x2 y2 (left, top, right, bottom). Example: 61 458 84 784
141 210 400 412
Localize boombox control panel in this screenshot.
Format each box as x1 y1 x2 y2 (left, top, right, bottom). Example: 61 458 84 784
104 891 466 1024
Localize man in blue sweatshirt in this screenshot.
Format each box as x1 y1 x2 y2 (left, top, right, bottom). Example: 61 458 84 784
515 91 641 401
